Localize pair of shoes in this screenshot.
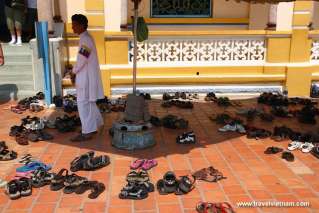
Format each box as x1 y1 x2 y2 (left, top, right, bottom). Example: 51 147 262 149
29 103 44 112
70 151 110 172
130 159 157 170
209 113 233 125
119 170 154 200
16 161 51 173
157 171 195 195
219 123 246 134
162 115 189 129
204 92 217 101
246 127 271 140
28 130 53 142
192 167 226 183
5 178 32 200
271 126 293 141
176 131 196 144
288 141 314 153
0 141 17 161
196 202 235 213
30 167 55 188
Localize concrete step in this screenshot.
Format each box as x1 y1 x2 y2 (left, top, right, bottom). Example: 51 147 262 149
4 54 32 63
0 64 33 73
0 73 34 81
2 43 32 54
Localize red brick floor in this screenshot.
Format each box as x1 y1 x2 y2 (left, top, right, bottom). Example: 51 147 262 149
0 98 319 213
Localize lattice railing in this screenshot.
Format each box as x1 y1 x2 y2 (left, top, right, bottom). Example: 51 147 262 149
128 38 266 65
311 40 319 61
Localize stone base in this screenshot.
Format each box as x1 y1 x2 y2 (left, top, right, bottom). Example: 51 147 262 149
111 121 156 150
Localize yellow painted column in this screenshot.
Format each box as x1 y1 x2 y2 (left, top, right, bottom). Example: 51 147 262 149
286 1 313 97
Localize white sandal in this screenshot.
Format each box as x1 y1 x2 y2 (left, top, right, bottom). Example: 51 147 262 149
288 141 303 151
301 142 314 153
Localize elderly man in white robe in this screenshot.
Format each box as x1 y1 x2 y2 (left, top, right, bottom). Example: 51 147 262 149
70 14 104 142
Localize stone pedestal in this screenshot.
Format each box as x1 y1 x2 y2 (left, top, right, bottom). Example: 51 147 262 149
110 121 156 150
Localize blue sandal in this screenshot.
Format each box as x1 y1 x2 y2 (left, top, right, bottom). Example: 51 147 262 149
16 161 51 173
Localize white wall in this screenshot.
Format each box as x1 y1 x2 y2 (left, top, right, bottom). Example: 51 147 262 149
276 2 293 31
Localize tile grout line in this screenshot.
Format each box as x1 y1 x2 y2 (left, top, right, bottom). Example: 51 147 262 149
161 124 185 213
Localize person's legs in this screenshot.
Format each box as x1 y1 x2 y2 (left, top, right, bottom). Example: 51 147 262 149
5 6 16 44
13 8 24 45
26 8 37 41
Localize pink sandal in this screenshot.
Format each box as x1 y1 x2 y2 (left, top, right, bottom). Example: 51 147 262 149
130 159 145 170
141 159 157 170
14 171 33 179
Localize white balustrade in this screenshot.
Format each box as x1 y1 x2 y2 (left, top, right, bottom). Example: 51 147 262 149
128 38 266 65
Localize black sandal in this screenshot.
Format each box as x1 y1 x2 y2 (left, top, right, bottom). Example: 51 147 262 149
50 168 68 191
156 171 178 195
264 146 283 154
19 178 32 197
74 181 97 194
82 155 110 171
31 167 55 188
119 182 148 200
6 180 21 200
88 182 105 199
70 151 94 172
0 150 17 161
63 173 88 194
175 175 195 195
282 151 294 162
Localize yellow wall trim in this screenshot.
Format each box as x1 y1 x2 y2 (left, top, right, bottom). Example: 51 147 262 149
86 14 105 27
292 13 311 26
85 0 104 11
294 1 313 11
127 18 249 25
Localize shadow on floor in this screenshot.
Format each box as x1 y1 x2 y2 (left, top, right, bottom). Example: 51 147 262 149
0 84 18 104
36 98 319 160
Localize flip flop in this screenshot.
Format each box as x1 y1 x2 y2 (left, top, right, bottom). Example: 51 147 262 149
141 159 157 170
130 159 145 170
16 161 51 173
264 146 284 154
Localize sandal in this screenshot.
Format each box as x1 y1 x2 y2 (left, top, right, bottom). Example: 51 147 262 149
6 180 21 200
18 177 32 197
156 171 178 195
31 167 55 188
175 175 195 195
74 181 97 194
196 201 235 213
130 159 145 170
70 151 95 172
0 150 17 161
264 147 283 154
63 173 88 194
192 167 226 182
119 182 148 200
282 151 295 162
0 141 8 152
301 142 314 153
50 168 68 191
288 141 303 151
141 159 157 170
16 161 51 173
82 155 110 171
15 133 29 146
88 182 105 199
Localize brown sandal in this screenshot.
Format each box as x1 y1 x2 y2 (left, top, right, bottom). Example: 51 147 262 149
15 133 29 145
192 167 226 182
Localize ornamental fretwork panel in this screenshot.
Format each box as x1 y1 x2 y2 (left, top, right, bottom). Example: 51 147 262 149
129 38 266 64
151 0 211 17
311 40 319 61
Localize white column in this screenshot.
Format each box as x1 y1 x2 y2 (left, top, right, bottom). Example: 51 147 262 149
105 0 122 31
37 0 54 32
276 2 293 31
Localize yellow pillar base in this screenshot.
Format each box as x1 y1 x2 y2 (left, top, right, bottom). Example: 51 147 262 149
101 69 111 96
89 31 106 64
286 66 312 97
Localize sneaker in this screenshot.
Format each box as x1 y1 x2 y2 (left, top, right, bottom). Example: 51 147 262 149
300 142 314 153
218 124 237 132
176 132 196 144
235 124 246 134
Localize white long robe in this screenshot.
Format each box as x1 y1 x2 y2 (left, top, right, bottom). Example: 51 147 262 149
72 31 104 134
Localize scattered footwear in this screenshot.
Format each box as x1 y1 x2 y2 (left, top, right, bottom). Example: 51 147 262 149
157 171 178 195
196 202 235 213
246 127 271 140
219 123 246 134
264 147 283 154
192 167 226 182
300 142 314 153
282 151 294 162
70 151 110 172
176 131 196 144
288 141 303 151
